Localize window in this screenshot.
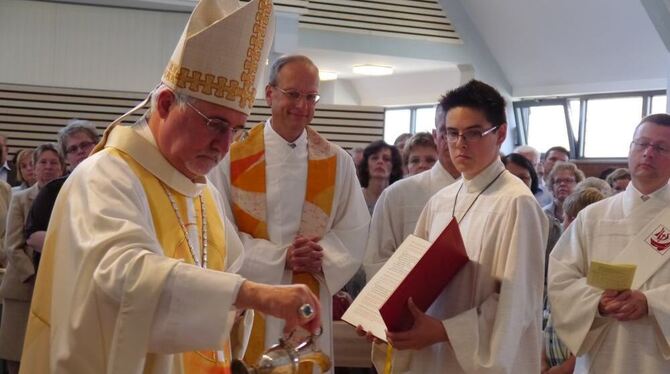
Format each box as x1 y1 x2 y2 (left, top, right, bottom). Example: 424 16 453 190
514 90 665 159
383 109 411 144
526 105 570 154
652 95 667 113
584 97 642 158
568 99 581 143
415 107 437 134
383 106 435 144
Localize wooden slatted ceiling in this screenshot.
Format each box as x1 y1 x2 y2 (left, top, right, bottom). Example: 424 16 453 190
0 83 383 157
242 0 460 43
300 0 459 43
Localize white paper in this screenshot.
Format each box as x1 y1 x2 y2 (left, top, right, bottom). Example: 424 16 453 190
342 234 431 341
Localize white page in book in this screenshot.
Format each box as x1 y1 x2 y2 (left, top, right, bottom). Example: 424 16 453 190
341 234 431 342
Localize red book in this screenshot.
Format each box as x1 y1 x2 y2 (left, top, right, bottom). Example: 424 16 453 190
342 218 469 341
379 218 469 332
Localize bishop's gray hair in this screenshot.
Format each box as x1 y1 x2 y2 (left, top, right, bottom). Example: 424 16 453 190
145 84 192 120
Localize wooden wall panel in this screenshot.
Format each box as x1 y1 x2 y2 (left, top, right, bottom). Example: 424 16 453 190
0 83 384 157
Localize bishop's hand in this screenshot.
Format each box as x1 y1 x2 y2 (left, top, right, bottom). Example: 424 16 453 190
235 281 322 335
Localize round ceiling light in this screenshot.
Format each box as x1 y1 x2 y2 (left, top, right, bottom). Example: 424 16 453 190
352 64 394 76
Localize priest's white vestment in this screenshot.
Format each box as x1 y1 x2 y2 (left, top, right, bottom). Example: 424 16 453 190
548 183 670 373
209 122 370 368
22 124 247 373
364 161 457 280
403 159 547 373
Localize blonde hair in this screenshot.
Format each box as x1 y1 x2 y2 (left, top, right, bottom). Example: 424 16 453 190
563 187 605 219
14 149 34 184
576 177 612 197
402 132 436 165
606 168 631 187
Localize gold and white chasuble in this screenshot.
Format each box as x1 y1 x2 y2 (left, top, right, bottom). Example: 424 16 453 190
209 121 370 373
21 124 247 374
549 183 670 373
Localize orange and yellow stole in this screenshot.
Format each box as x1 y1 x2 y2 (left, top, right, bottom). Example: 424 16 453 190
116 149 233 374
229 122 337 370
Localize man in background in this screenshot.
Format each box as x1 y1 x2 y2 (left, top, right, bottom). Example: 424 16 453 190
513 144 549 205
364 103 459 279
25 119 100 264
0 135 18 187
549 113 670 372
210 54 369 372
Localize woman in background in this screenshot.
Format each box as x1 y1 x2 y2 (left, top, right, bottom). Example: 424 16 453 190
0 143 64 374
502 152 539 194
341 141 402 303
542 187 605 374
10 150 35 193
403 132 438 176
358 140 403 214
605 168 631 194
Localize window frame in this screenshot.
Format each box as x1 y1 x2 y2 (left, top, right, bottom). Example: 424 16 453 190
383 104 436 143
513 90 666 160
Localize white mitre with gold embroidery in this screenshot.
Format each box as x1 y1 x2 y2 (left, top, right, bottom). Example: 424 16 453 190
162 0 275 115
93 0 274 153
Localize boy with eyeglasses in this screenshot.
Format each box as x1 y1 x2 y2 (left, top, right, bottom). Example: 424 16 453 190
368 80 548 373
549 113 670 373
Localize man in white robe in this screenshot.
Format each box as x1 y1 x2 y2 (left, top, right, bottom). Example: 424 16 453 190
549 113 670 373
372 80 547 373
209 55 369 372
20 2 322 373
364 104 459 280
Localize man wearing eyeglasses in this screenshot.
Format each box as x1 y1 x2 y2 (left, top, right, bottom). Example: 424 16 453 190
210 54 369 372
20 2 324 373
549 113 670 373
20 119 99 275
372 80 547 373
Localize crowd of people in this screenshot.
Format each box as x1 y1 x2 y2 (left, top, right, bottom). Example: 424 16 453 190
0 0 667 373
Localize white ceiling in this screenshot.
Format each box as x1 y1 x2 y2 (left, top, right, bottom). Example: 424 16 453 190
44 0 457 80
42 0 670 99
456 0 669 97
296 48 456 80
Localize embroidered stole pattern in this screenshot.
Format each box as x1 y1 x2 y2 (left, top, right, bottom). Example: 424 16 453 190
114 149 233 374
229 122 337 369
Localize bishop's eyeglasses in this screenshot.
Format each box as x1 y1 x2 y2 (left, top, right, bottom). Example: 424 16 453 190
186 101 248 139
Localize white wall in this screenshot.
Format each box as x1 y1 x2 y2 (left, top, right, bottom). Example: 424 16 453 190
0 0 184 93
350 68 462 107
319 79 361 106
0 0 476 107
